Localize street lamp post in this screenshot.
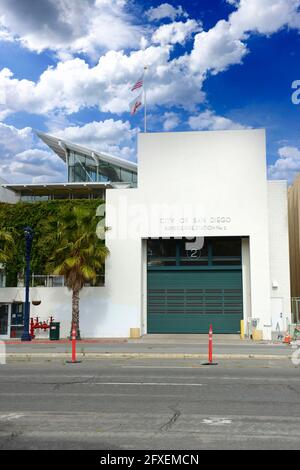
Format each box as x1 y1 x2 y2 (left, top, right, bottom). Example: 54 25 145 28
21 226 33 342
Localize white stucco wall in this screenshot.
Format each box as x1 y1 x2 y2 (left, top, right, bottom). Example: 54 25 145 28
105 129 274 339
268 180 291 333
0 286 132 338
241 238 251 331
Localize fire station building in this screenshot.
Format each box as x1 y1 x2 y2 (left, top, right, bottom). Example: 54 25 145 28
0 129 291 340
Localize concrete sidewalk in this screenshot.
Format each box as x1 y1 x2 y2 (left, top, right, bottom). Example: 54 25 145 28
2 335 296 360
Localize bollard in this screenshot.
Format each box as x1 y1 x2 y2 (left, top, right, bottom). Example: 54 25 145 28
202 324 218 366
208 324 213 363
66 324 81 364
71 325 76 362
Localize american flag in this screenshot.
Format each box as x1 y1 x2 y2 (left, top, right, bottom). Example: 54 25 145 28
131 75 143 92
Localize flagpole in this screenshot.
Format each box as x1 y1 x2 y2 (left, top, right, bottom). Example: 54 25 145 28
144 66 147 133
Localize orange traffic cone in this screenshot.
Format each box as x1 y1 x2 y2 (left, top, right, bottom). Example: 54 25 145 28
283 331 292 344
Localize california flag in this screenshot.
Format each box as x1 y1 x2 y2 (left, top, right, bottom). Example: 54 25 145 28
130 92 142 115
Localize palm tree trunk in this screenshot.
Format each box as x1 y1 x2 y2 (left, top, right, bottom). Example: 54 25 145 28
71 288 81 340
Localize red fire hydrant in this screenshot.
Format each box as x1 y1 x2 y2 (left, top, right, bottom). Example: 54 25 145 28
29 316 53 339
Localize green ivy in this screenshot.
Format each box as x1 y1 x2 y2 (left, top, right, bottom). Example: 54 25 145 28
0 199 103 286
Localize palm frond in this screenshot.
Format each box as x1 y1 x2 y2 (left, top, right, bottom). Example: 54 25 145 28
44 204 109 292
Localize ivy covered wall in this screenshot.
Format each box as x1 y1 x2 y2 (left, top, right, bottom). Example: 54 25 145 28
0 199 103 286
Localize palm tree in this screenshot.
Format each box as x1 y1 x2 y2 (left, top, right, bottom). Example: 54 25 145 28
43 205 109 339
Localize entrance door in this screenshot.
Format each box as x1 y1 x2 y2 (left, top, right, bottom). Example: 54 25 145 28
147 237 243 334
147 270 243 333
271 298 285 334
0 304 10 339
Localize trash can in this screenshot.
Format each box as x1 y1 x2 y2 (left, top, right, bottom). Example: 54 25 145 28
49 322 60 340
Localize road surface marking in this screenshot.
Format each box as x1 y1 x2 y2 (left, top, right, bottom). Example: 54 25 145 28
78 382 205 387
0 413 24 421
202 417 232 426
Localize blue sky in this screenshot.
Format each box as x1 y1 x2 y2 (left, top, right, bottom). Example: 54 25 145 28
0 0 300 183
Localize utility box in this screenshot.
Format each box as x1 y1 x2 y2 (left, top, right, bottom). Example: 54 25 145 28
49 322 60 341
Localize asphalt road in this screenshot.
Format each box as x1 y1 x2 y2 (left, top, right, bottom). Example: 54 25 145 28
0 358 299 450
5 340 292 357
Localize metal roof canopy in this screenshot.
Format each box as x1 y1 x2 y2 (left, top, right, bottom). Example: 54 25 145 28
2 182 111 196
36 131 137 173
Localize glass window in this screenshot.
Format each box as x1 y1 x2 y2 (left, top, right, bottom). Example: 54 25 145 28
179 238 209 266
0 271 5 287
0 304 8 335
10 303 24 338
20 195 50 202
11 303 24 326
120 169 134 183
211 237 241 265
68 151 98 182
211 237 241 256
67 149 137 184
147 238 177 266
52 193 72 199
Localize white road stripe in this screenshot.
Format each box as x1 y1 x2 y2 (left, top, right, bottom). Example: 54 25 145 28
202 417 232 426
78 382 205 386
0 413 24 421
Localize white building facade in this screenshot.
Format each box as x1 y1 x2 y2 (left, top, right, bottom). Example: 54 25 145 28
0 129 291 340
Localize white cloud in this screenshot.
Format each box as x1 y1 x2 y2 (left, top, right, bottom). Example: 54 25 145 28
9 148 66 183
268 146 300 182
152 20 201 46
0 122 33 153
140 36 149 50
278 146 300 160
0 123 66 183
190 0 300 75
190 20 247 74
0 0 143 58
0 45 205 118
188 110 248 131
54 119 139 161
145 3 188 22
1 1 298 122
163 112 180 131
229 0 300 37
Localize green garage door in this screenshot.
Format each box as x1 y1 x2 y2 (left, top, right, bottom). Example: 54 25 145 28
147 270 243 334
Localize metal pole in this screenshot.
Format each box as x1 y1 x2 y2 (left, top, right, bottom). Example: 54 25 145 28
21 226 33 341
144 66 147 133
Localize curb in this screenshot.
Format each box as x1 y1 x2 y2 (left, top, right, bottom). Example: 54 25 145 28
5 352 292 360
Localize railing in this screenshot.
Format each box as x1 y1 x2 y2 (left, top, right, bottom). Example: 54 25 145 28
0 274 105 288
32 274 66 287
31 274 105 287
